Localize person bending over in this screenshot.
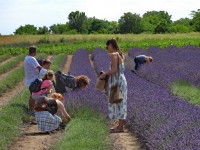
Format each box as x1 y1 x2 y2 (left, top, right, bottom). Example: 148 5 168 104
134 55 153 70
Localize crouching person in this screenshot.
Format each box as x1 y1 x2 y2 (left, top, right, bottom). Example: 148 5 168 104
34 95 71 133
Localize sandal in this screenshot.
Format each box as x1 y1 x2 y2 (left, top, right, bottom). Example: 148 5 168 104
109 127 124 133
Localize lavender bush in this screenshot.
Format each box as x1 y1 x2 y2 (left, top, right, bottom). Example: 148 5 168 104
128 46 200 88
63 49 108 117
92 48 200 150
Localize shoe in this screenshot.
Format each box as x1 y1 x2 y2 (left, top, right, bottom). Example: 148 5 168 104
109 127 124 133
30 118 37 125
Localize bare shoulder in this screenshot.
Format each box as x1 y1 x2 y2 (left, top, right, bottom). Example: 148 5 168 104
110 52 118 58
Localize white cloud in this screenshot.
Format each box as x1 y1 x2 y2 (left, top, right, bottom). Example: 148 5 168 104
0 0 200 35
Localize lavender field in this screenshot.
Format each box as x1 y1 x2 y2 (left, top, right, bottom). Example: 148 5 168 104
64 47 200 150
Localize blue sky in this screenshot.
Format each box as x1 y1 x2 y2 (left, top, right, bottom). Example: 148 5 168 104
0 0 199 35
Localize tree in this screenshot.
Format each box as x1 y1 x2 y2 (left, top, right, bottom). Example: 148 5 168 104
191 9 200 32
168 18 194 33
108 21 119 34
14 24 37 35
154 19 168 33
68 11 88 33
88 18 110 34
37 26 49 34
141 11 172 33
118 12 142 34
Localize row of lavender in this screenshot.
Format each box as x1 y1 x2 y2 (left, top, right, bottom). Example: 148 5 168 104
63 49 108 118
91 48 200 150
128 45 200 88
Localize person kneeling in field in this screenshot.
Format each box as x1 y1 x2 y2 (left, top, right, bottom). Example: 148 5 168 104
34 93 71 133
133 55 153 71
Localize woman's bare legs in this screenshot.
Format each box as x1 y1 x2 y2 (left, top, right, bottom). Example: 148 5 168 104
118 119 124 130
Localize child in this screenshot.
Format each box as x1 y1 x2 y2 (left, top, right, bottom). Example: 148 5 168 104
39 58 52 79
32 70 54 103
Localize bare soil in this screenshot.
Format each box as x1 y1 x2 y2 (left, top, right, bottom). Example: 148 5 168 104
0 61 24 79
0 56 16 65
0 80 25 110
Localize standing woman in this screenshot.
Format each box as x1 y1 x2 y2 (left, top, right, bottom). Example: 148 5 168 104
100 38 127 132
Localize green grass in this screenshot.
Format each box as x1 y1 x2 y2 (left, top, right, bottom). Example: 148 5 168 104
51 107 112 150
171 80 200 105
49 53 67 71
1 33 200 55
0 54 26 75
1 33 200 45
0 54 11 63
0 88 32 150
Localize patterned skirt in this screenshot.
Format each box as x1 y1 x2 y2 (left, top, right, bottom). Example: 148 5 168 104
35 111 61 132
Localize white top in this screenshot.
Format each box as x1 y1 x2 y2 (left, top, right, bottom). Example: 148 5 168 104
39 67 47 79
24 55 40 86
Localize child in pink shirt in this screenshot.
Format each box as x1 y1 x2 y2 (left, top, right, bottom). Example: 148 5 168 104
32 70 54 101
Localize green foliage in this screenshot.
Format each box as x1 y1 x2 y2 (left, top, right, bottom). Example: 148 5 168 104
168 18 194 33
38 34 50 44
141 11 172 33
155 19 169 33
168 24 194 33
14 24 37 35
0 54 26 75
68 11 88 33
49 24 70 34
0 54 11 63
65 29 78 34
0 67 24 96
51 107 111 150
11 10 200 34
118 12 142 34
49 53 67 71
191 9 200 32
171 80 200 105
88 18 110 34
37 26 49 34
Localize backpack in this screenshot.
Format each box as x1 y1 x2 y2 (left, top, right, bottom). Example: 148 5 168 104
53 71 75 94
29 78 44 92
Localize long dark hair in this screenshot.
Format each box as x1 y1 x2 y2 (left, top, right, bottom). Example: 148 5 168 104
106 38 124 58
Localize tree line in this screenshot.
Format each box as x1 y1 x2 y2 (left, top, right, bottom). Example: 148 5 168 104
14 9 200 35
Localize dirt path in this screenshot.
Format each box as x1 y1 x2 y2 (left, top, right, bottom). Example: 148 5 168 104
0 61 24 79
0 56 15 65
8 55 68 150
0 80 25 110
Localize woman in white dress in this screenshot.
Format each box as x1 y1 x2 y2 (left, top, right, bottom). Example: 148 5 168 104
100 38 128 133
